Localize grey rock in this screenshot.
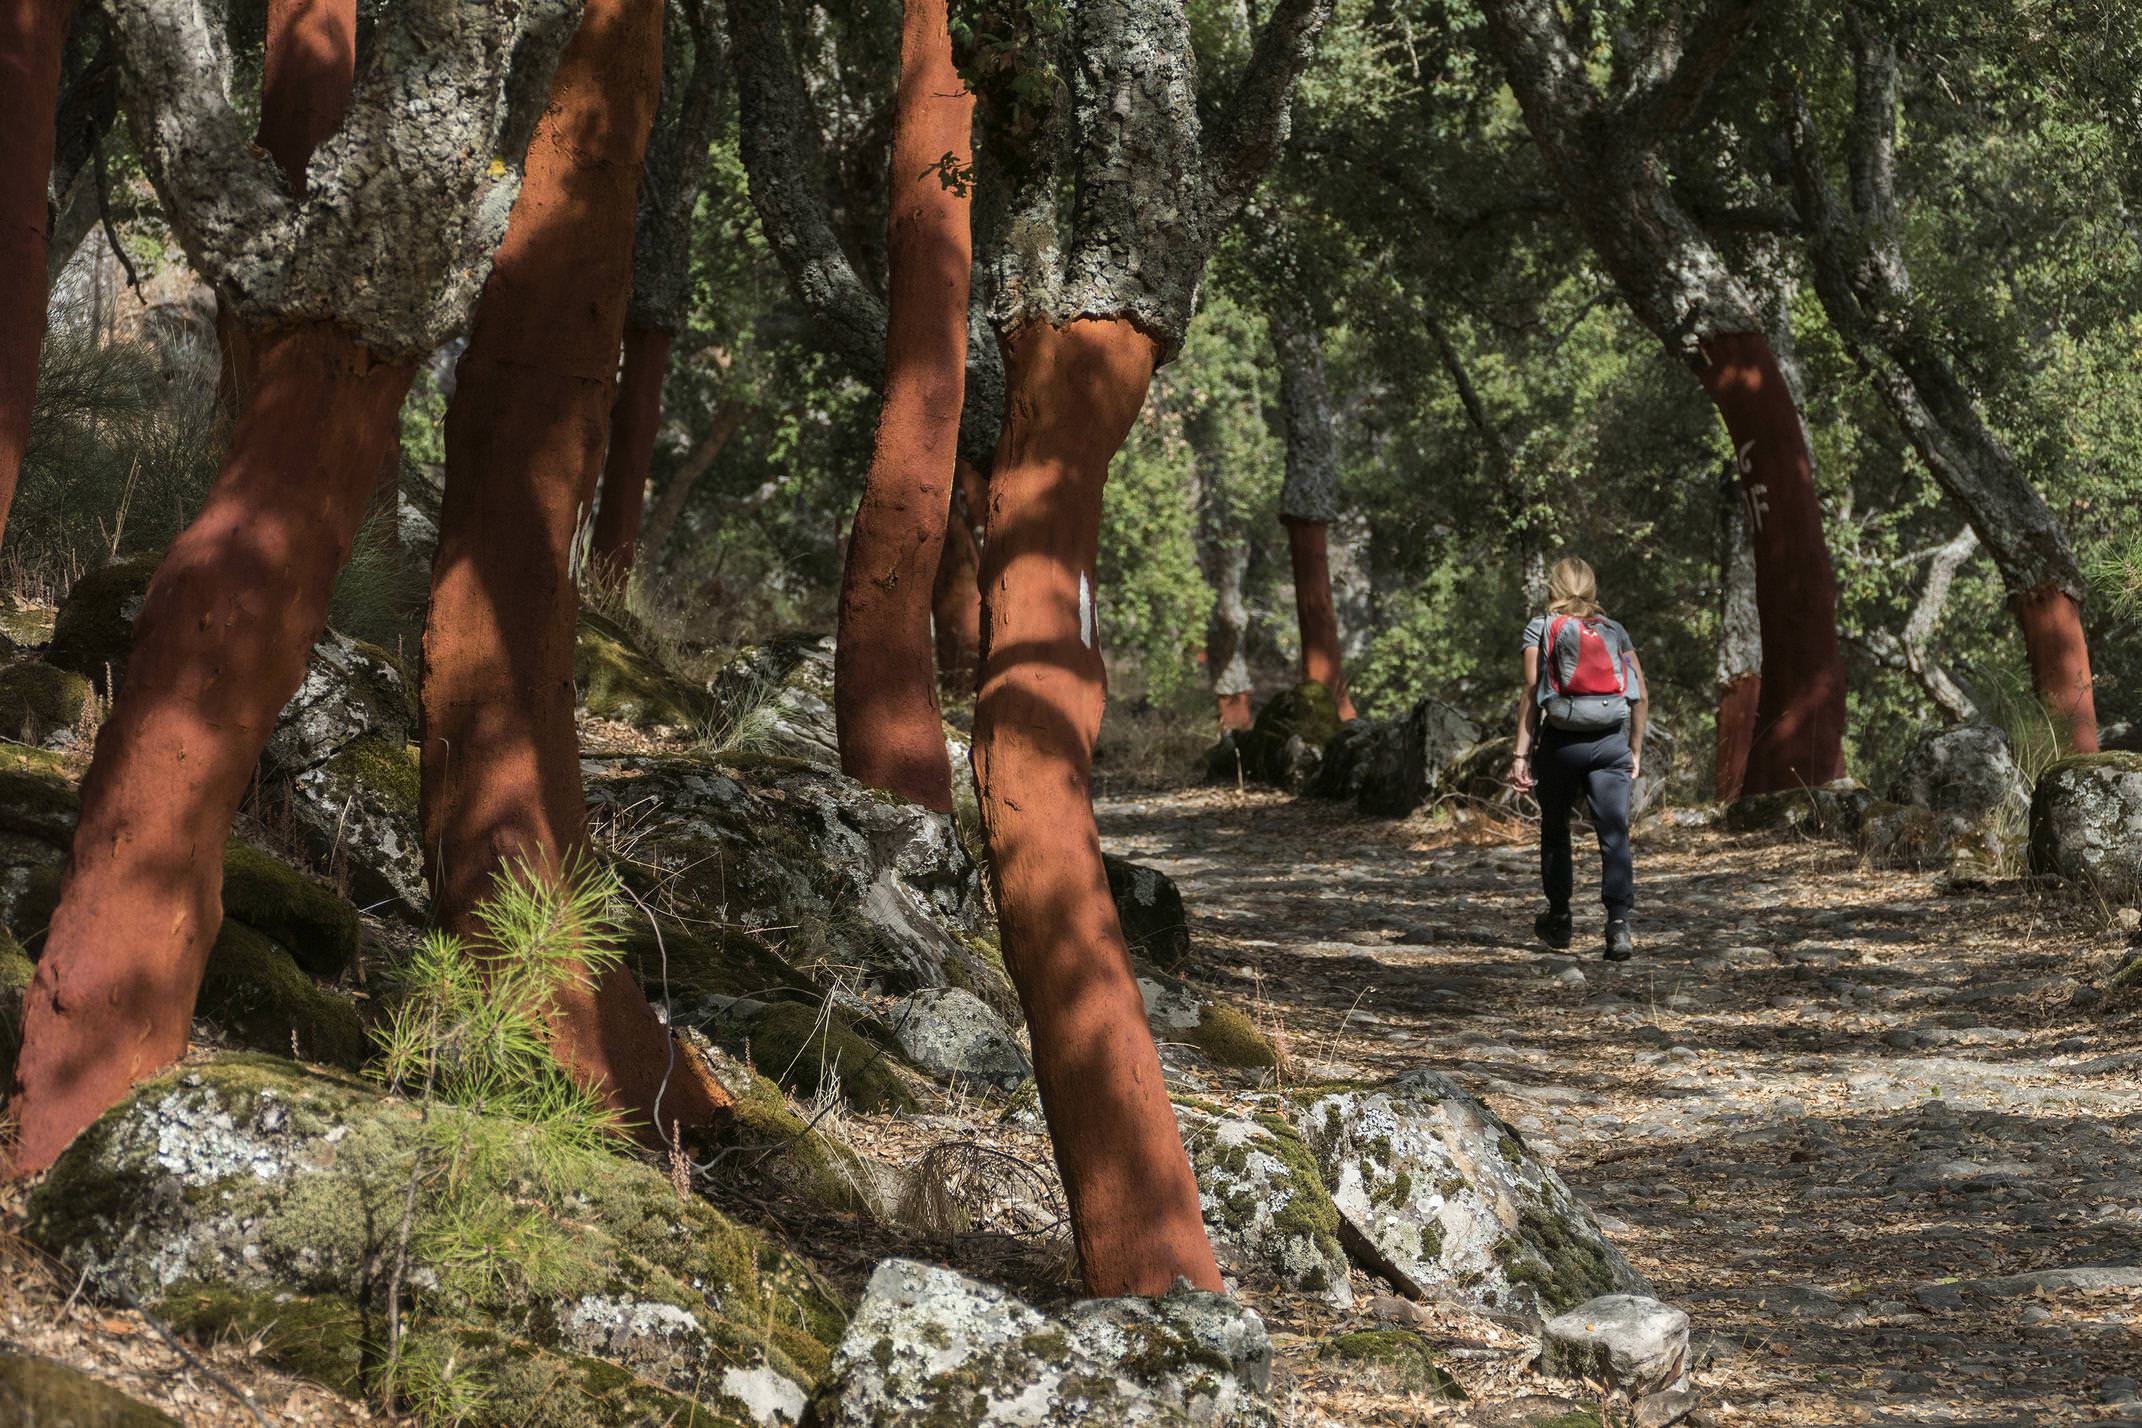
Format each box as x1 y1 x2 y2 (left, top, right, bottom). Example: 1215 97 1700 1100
825 1258 1273 1427
1539 1294 1691 1397
1311 697 1479 818
708 633 840 767
1857 800 1980 871
262 631 412 778
1176 1103 1351 1306
1891 724 2030 821
2030 754 2142 899
885 987 1030 1092
1292 1071 1647 1316
584 755 1008 1011
1106 853 1192 969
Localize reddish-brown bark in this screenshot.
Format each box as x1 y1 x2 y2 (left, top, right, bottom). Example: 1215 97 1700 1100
974 317 1223 1297
1284 516 1357 721
6 324 414 1175
832 0 974 813
0 0 82 549
2014 583 2100 755
931 478 984 695
420 0 730 1146
1694 332 1846 794
588 322 673 583
1714 672 1760 802
1216 691 1252 731
256 0 357 195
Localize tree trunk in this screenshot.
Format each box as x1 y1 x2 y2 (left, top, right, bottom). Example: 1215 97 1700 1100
638 397 744 566
420 0 731 1149
1714 465 1760 801
2015 584 2098 752
831 0 973 813
973 317 1223 1297
257 0 356 195
1285 518 1356 720
7 324 413 1174
1694 332 1847 794
931 461 984 695
0 0 82 550
1207 537 1252 731
588 322 673 584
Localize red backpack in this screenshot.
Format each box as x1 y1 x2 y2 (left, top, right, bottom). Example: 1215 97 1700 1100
1537 614 1632 731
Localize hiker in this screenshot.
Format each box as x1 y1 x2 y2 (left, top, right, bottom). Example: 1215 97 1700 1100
1510 557 1648 961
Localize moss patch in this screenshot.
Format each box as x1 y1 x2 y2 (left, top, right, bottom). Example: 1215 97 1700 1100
1318 1330 1465 1399
221 842 361 979
0 660 91 739
162 1284 369 1396
1187 999 1278 1070
1 927 32 1080
0 763 81 845
0 1353 178 1426
621 924 809 1005
1497 1204 1624 1315
323 735 420 822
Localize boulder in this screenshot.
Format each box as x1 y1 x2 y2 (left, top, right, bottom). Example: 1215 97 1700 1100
700 996 919 1114
0 1355 178 1427
885 986 1031 1092
584 755 1008 1012
1725 778 1871 838
2029 753 2142 898
1106 853 1191 969
29 1056 844 1425
1314 1330 1464 1399
1210 682 1338 792
1856 800 1979 871
1314 699 1480 819
576 608 711 731
1539 1294 1690 1398
1437 736 1522 810
0 660 92 745
1176 1101 1350 1306
47 553 160 690
261 630 413 778
1291 1072 1647 1317
823 1258 1272 1428
1890 724 2029 822
218 841 361 979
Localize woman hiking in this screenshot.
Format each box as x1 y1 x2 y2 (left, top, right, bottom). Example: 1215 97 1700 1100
1511 557 1649 960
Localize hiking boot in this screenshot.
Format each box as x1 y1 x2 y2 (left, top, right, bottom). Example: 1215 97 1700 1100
1604 920 1635 961
1534 907 1572 950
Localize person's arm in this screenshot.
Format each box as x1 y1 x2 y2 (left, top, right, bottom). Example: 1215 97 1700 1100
1512 646 1541 790
1625 649 1647 780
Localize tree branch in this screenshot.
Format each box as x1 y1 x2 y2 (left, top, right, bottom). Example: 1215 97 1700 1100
1620 0 1763 136
1204 0 1336 226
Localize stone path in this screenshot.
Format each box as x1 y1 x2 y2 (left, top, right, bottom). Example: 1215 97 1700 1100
1099 787 2142 1426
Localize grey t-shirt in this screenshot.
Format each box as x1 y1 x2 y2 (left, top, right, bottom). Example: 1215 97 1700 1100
1525 613 1641 701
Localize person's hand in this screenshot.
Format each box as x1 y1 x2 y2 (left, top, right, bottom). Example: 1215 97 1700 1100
1510 754 1536 791
1630 749 1643 781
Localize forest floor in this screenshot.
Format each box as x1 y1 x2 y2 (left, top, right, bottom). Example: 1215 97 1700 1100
1094 786 2142 1426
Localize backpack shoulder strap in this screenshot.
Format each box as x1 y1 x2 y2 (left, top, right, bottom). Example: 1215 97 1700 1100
1541 614 1568 694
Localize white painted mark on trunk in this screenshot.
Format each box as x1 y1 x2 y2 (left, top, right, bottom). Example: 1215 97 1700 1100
1079 571 1095 650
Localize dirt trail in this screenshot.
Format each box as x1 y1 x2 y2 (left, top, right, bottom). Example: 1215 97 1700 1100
1100 787 2142 1426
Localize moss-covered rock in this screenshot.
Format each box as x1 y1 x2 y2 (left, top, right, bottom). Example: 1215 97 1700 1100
1177 1101 1350 1306
621 923 811 1006
707 633 842 766
1289 1072 1646 1317
1105 853 1191 969
576 609 711 731
48 553 160 691
263 630 413 776
692 1037 882 1214
28 1055 845 1425
2029 752 2142 899
1141 974 1278 1076
198 923 368 1069
1317 1330 1464 1398
0 660 92 742
1857 800 1978 871
1 926 31 1077
0 760 81 845
220 841 361 978
710 999 918 1114
0 1354 179 1426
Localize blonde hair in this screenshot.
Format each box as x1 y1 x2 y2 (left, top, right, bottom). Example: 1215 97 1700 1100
1546 556 1602 618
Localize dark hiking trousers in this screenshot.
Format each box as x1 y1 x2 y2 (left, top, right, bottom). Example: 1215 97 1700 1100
1536 723 1634 921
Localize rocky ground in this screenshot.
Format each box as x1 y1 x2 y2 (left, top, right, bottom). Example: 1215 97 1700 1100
1097 786 2142 1426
